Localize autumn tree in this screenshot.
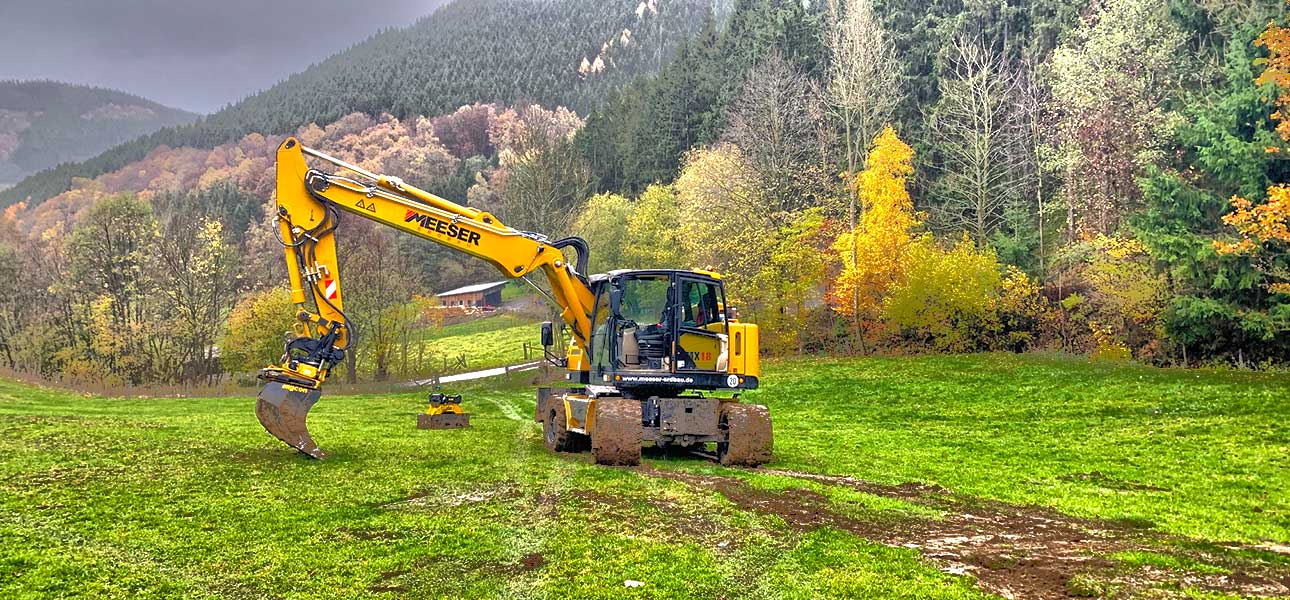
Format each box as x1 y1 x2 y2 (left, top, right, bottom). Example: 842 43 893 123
824 0 900 332
572 192 633 274
829 127 919 351
474 105 591 237
724 51 834 214
1216 22 1290 295
153 215 240 384
66 194 161 382
221 287 297 375
1051 0 1185 235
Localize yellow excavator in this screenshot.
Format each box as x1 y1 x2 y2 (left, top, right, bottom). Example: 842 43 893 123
256 137 772 466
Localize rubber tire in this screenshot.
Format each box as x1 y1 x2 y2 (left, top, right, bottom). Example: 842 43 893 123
717 403 773 467
591 398 642 466
543 399 587 452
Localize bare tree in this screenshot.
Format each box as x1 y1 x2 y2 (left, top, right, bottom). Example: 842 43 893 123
1012 50 1059 280
825 0 899 182
927 36 1030 244
724 51 831 215
824 0 899 349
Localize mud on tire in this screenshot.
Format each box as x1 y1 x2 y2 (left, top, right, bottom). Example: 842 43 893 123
543 397 588 452
591 398 642 466
717 403 773 467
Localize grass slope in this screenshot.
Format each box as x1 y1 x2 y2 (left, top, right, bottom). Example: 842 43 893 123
0 354 1286 599
355 314 542 379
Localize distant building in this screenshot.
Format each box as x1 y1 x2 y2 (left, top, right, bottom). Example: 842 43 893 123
436 281 506 308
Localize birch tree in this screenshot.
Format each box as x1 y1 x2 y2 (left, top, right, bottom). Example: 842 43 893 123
824 0 899 347
927 36 1029 244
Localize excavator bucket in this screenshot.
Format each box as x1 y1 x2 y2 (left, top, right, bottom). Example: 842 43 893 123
256 381 327 459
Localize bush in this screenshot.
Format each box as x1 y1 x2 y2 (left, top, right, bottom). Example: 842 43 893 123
220 288 297 374
881 235 1003 352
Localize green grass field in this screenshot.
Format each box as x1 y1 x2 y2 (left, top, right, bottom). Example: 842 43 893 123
1 354 1287 599
418 314 541 373
355 313 542 379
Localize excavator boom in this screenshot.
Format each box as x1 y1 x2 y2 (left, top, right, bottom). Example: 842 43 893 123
256 138 595 458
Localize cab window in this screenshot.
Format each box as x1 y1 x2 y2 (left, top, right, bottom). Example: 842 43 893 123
590 288 611 369
680 280 721 329
620 276 670 326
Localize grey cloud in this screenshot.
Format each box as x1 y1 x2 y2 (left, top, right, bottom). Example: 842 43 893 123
0 0 447 113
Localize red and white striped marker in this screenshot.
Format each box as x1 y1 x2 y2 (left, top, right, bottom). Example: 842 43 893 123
323 278 338 300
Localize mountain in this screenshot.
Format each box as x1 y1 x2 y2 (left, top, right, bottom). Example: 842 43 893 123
0 0 719 209
0 80 197 186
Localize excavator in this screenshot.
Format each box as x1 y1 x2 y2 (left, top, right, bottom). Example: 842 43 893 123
256 137 772 466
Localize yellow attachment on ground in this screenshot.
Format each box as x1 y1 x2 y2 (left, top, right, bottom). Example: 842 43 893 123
425 402 464 416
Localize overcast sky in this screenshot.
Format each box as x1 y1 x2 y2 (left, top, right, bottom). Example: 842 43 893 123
0 0 448 114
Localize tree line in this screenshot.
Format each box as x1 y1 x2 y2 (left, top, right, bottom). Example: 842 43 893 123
568 0 1289 364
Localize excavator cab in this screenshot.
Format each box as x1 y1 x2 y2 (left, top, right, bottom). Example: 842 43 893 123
582 270 754 393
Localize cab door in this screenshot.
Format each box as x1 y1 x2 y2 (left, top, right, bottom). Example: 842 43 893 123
673 277 726 373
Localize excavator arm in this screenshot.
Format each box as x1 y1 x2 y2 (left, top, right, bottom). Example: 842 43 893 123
256 137 595 458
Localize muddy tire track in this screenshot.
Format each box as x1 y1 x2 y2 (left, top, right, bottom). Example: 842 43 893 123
640 467 1290 600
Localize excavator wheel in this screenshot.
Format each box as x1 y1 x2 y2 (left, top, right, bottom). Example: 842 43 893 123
717 403 772 467
543 397 589 452
256 381 327 459
591 398 642 466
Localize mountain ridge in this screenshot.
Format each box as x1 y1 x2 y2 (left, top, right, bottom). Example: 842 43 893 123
0 80 197 185
0 0 718 208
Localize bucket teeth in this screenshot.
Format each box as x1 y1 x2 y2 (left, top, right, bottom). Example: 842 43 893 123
256 381 327 459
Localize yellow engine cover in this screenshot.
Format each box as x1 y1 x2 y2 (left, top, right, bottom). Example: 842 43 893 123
726 322 760 378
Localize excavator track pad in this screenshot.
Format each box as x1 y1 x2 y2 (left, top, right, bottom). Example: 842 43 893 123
256 381 327 459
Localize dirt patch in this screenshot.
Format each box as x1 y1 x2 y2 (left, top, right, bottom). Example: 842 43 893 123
368 551 549 593
641 467 1290 600
519 552 545 571
379 482 521 510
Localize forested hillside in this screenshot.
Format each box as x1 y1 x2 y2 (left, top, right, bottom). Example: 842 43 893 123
0 0 717 208
0 0 1287 389
0 81 195 185
570 0 1289 364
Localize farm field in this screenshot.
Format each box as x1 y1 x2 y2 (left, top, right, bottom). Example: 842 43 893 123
0 354 1287 599
354 313 544 379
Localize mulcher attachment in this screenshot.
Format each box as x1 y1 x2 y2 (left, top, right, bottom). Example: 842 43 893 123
256 380 327 459
418 393 470 429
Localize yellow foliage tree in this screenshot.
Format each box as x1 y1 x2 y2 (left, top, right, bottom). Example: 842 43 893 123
220 287 297 375
882 234 1002 352
829 127 920 349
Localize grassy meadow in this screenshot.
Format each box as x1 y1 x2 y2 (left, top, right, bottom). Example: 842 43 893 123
0 354 1286 599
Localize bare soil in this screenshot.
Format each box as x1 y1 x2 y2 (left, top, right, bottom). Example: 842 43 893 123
641 467 1290 600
